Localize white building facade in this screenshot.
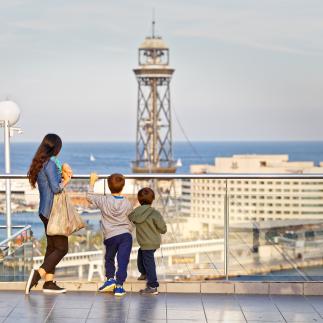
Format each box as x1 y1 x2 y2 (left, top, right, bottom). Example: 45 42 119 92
182 155 323 235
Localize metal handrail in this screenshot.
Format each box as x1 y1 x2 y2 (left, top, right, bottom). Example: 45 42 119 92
0 225 31 229
0 225 32 247
1 173 323 179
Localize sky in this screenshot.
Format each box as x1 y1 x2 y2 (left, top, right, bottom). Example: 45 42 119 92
0 0 323 142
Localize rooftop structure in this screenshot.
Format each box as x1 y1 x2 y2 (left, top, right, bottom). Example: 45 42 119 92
191 154 323 174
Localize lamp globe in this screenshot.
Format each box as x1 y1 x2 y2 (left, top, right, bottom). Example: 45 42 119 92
0 100 21 126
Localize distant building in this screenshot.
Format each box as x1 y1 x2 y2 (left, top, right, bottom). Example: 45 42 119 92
0 179 39 210
182 155 323 235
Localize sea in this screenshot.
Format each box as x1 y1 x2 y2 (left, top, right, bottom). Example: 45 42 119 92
1 141 323 175
1 141 323 240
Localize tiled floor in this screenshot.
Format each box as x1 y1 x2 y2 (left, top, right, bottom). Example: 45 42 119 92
0 291 322 322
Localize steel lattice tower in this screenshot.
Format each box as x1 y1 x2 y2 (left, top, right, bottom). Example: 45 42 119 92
131 22 182 239
132 22 175 174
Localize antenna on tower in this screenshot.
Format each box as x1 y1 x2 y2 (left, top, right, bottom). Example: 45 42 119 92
152 8 156 38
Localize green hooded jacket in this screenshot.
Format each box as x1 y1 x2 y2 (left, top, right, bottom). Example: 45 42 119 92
128 205 167 250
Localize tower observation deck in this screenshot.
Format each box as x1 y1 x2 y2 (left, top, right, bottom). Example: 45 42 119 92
132 22 176 173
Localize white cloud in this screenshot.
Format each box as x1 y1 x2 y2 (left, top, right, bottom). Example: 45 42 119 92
170 4 323 56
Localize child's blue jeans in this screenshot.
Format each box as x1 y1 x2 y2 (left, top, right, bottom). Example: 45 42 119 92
137 248 159 288
104 233 132 285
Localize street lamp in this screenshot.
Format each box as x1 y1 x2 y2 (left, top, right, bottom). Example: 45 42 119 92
0 100 21 239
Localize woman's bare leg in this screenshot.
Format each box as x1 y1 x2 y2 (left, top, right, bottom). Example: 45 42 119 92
45 273 54 282
38 268 46 278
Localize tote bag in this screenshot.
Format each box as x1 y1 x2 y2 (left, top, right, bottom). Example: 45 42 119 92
47 190 85 236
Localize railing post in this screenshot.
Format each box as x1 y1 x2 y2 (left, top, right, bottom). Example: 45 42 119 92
4 120 12 240
224 179 229 280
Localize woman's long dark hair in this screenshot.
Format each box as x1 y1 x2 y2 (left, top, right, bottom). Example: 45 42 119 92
27 134 62 188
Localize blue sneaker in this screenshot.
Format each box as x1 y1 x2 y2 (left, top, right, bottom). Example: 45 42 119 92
114 284 126 296
98 278 116 292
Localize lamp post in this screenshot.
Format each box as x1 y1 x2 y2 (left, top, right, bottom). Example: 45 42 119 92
0 100 21 239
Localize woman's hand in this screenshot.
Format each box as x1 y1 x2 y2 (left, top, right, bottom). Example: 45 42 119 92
62 163 73 181
62 163 73 177
62 163 73 186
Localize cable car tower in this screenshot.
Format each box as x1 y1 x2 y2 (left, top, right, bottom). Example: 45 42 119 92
132 22 180 227
132 21 175 173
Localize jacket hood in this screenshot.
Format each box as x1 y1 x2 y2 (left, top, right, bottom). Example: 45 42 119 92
129 205 154 224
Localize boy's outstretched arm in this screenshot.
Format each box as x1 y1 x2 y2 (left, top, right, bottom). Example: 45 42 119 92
154 212 167 234
87 172 105 207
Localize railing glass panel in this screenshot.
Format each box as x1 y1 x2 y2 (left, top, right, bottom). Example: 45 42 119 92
227 178 323 281
1 175 323 282
0 226 33 281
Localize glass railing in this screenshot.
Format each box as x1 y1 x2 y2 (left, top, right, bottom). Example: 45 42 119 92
0 225 33 281
226 178 323 281
1 174 323 282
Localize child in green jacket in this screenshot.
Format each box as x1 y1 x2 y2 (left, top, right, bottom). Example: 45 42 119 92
128 187 167 295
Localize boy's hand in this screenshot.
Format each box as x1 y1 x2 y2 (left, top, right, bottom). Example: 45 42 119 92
89 172 99 187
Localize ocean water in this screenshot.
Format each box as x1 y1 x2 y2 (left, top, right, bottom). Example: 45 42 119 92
1 141 323 174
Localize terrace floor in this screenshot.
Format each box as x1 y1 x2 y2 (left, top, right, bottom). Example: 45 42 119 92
0 291 322 322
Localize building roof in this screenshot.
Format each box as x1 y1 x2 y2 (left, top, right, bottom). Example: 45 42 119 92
139 37 168 49
190 154 323 174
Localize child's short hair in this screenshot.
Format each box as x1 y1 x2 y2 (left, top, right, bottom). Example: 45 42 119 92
108 173 125 194
138 187 155 205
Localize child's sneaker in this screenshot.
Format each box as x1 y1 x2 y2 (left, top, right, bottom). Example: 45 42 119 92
140 286 158 295
137 274 147 281
98 278 116 292
114 285 126 296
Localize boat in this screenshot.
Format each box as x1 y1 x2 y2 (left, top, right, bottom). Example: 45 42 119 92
176 158 183 168
90 154 96 162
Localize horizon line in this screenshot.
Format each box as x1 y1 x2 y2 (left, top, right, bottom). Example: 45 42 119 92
4 139 323 144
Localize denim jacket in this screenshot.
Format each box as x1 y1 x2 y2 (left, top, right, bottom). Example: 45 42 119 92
37 159 63 218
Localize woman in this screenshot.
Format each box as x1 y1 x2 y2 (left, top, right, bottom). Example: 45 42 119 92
25 134 72 294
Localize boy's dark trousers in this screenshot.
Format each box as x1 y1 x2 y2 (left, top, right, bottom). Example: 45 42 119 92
137 248 159 288
104 233 132 285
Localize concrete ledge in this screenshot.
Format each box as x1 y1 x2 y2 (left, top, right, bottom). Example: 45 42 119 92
201 282 234 294
0 281 322 295
167 282 201 293
269 282 303 295
0 282 26 291
235 282 269 294
304 282 323 296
